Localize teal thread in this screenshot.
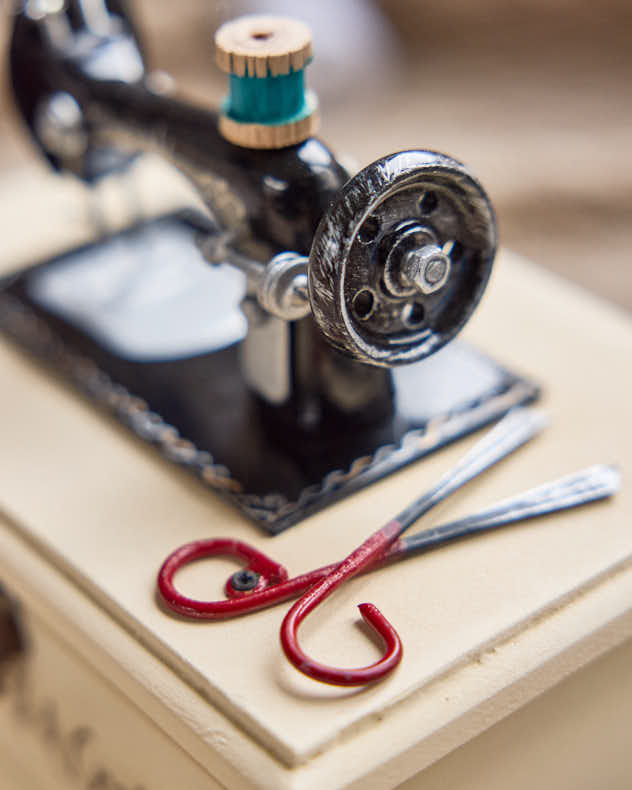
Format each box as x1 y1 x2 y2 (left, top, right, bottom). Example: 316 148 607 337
223 68 312 126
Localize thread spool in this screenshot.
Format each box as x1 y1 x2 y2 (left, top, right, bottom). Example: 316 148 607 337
215 15 319 149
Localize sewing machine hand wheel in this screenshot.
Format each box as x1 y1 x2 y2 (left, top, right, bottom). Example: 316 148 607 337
309 151 496 365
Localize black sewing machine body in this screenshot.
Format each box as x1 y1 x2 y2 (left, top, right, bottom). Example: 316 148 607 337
1 2 538 531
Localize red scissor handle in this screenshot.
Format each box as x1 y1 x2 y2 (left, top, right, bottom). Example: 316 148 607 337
280 520 404 685
158 533 404 685
157 536 406 621
158 538 290 619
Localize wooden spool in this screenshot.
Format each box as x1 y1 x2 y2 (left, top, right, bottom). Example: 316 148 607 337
215 15 319 149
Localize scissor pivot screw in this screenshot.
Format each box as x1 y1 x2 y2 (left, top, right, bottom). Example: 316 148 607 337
230 569 261 591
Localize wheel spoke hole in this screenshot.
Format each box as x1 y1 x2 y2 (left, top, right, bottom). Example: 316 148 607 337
419 191 438 215
353 289 376 320
402 301 426 328
449 240 464 263
357 215 381 244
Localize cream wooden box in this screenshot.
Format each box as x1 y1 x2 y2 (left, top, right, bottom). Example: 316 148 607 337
0 167 631 789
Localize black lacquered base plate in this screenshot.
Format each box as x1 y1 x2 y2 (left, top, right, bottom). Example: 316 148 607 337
0 216 539 533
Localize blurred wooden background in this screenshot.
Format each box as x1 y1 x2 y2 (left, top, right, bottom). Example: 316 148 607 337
0 0 630 310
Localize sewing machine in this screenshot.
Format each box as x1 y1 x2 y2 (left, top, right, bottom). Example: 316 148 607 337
3 1 540 533
0 3 631 789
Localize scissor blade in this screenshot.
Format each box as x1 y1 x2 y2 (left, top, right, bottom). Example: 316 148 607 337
397 464 620 555
395 407 549 531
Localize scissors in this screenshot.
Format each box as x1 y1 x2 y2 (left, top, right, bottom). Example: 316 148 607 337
158 409 619 686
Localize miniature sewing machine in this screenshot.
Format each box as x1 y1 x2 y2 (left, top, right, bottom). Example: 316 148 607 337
1 4 631 789
2 3 538 532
